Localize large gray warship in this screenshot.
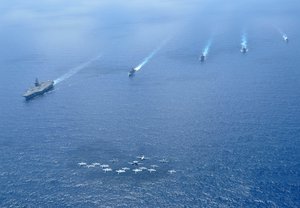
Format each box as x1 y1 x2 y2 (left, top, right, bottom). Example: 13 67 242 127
23 78 54 100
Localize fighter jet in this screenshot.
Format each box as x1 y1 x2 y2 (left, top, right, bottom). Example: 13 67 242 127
121 167 130 171
137 155 149 161
159 159 168 163
200 53 206 62
133 168 142 174
86 164 96 168
147 168 157 173
168 169 176 174
103 168 112 173
128 68 137 77
116 169 126 174
100 164 110 168
92 162 100 166
129 160 142 166
78 162 87 166
109 159 119 163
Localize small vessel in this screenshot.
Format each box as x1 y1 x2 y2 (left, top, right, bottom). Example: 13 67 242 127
23 78 54 100
241 47 248 53
200 54 205 62
128 68 137 77
283 35 289 42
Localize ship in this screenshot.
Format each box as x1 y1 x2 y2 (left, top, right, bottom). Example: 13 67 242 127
241 46 248 53
128 68 137 77
200 54 205 62
23 78 54 100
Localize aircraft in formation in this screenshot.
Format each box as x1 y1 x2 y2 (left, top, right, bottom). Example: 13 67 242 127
103 168 112 173
77 155 176 175
137 155 150 160
168 170 176 174
116 169 126 174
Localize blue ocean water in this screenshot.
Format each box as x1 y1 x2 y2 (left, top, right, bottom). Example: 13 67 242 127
0 0 299 207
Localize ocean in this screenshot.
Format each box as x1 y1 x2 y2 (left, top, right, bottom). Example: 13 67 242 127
0 0 299 207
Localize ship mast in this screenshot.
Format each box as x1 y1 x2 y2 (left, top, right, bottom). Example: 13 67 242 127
35 78 40 86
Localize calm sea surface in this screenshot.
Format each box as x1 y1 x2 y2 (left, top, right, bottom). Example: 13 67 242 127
0 0 299 207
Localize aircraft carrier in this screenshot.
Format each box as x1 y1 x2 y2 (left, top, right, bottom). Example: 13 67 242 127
23 78 54 100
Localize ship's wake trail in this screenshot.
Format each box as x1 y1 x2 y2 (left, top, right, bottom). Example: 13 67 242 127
202 39 212 57
54 54 102 85
275 26 289 41
277 27 284 36
134 38 170 71
241 33 247 48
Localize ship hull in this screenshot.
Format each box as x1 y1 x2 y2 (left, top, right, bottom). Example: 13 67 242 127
23 81 54 100
128 68 137 77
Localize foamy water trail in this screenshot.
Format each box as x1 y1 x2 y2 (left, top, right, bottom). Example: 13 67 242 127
202 39 212 56
134 38 170 71
273 26 288 41
241 32 247 48
274 25 284 36
54 54 102 85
